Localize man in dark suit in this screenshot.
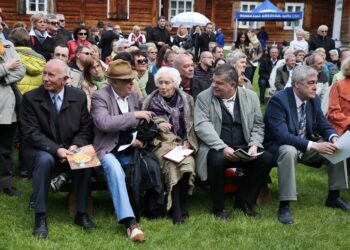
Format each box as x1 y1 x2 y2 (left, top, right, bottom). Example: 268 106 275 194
274 53 296 91
147 16 172 50
21 59 95 239
98 22 119 62
258 47 279 103
264 65 349 225
195 22 216 61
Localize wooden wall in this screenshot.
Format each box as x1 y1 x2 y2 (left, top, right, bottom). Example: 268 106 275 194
341 0 350 43
0 0 337 45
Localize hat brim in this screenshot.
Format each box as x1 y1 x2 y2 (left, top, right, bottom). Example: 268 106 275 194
106 71 137 80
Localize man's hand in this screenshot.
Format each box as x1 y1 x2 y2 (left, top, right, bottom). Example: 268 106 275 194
158 122 172 133
4 59 21 71
134 111 152 123
132 139 144 149
331 136 338 144
57 148 73 162
223 147 240 162
311 142 339 154
68 145 78 152
247 145 258 160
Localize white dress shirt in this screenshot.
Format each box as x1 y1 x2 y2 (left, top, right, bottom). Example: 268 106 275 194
111 88 130 113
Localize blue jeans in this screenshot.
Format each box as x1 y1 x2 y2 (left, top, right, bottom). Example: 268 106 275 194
101 152 135 222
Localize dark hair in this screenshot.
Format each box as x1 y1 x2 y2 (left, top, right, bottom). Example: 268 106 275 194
235 32 249 48
293 50 305 57
212 45 223 53
83 56 102 84
73 26 89 40
75 45 90 57
213 64 239 86
158 16 166 21
54 44 70 58
130 50 147 67
156 45 172 68
8 28 30 47
214 58 226 67
113 51 133 63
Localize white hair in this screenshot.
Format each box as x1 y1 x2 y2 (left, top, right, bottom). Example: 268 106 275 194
154 66 181 88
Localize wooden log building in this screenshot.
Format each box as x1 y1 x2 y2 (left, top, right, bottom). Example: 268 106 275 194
0 0 345 45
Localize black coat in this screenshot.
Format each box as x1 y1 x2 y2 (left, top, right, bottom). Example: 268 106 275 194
99 30 119 61
259 57 277 81
309 35 335 61
195 32 216 59
30 36 55 61
147 26 171 49
21 85 91 156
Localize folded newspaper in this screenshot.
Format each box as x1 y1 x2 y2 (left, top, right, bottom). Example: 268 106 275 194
234 148 263 161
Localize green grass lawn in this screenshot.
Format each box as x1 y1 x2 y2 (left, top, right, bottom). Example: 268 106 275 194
1 69 350 249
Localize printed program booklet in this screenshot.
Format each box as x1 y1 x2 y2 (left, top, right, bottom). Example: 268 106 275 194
67 144 101 170
163 146 194 163
234 148 263 161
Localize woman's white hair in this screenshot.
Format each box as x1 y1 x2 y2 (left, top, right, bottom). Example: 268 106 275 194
154 66 182 88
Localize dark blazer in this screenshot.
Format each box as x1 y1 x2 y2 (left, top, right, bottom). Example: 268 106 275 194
91 86 141 159
21 85 91 156
275 65 290 90
30 36 55 61
259 57 276 81
264 87 336 159
195 32 216 59
147 26 172 50
98 30 119 61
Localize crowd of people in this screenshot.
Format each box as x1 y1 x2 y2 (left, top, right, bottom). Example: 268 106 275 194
0 9 350 244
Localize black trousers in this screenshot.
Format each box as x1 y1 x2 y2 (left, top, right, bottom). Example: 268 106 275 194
207 149 273 212
0 123 17 188
32 150 91 213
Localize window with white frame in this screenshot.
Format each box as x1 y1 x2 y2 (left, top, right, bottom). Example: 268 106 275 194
169 0 194 19
284 3 304 30
107 0 130 20
26 0 48 14
238 1 259 29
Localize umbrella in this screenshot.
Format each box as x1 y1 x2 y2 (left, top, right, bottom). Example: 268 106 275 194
171 12 211 27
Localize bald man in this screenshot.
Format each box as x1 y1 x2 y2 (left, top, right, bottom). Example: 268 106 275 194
194 51 214 98
21 59 95 239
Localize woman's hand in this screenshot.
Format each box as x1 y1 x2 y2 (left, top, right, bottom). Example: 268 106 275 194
4 59 21 71
158 122 172 133
182 140 190 149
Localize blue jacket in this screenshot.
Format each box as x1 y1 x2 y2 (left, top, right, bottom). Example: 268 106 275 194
263 87 336 160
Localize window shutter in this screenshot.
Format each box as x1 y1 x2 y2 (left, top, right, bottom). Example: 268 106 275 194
108 0 129 20
17 0 26 14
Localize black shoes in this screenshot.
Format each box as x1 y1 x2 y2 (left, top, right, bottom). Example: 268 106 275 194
74 213 96 230
213 210 231 220
325 197 350 211
278 205 294 225
33 214 48 239
234 202 260 218
3 186 21 196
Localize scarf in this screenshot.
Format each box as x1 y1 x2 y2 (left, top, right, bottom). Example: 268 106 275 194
90 73 105 89
136 71 149 98
148 91 185 138
249 34 259 45
34 29 48 44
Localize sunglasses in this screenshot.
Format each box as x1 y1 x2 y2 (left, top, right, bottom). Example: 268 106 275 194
137 59 148 64
59 19 66 22
50 21 59 25
81 52 93 56
320 30 328 33
78 32 88 36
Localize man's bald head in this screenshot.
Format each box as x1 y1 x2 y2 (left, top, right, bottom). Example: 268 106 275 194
173 54 194 80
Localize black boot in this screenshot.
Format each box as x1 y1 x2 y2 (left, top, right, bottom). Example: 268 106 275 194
179 174 190 219
171 183 183 224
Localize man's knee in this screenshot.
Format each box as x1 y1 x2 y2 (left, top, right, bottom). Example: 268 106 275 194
101 154 125 179
278 145 298 160
33 151 55 171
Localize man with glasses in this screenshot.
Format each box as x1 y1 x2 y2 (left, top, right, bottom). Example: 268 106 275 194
91 59 149 242
56 13 72 42
69 45 92 72
46 14 66 46
193 51 214 99
309 25 335 61
264 65 349 225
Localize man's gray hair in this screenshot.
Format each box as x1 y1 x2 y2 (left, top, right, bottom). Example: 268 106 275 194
291 65 318 86
285 53 296 61
317 25 328 32
116 39 129 49
305 53 322 66
154 66 182 88
213 64 239 86
226 50 246 65
46 14 57 21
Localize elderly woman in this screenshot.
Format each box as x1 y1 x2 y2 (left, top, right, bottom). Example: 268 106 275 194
130 50 156 98
142 67 198 224
67 26 92 61
226 51 252 89
82 56 108 111
328 56 350 135
29 13 55 61
128 25 146 46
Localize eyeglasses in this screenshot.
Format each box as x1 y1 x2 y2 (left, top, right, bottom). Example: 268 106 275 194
49 21 59 26
78 32 88 36
320 30 328 33
137 59 148 64
59 19 66 22
81 52 93 56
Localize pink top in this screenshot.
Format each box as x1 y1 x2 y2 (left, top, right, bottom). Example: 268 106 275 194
67 39 92 60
